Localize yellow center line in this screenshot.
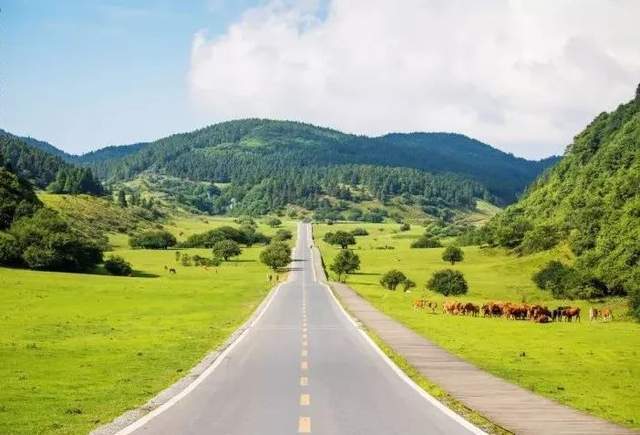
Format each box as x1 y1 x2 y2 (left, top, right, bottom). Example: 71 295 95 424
300 394 310 406
298 416 311 433
301 349 308 357
301 360 308 370
300 376 308 386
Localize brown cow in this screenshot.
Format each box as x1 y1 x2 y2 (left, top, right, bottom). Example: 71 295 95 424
443 301 462 315
413 299 438 313
589 307 599 321
536 314 551 324
463 302 479 317
601 308 613 322
563 307 581 322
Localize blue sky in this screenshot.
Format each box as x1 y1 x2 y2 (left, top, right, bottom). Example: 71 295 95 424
1 0 261 154
2 1 639 158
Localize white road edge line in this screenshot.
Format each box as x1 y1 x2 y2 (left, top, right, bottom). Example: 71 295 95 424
307 223 487 435
114 248 302 435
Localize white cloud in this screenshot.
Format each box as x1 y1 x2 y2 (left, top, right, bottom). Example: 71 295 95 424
188 0 640 158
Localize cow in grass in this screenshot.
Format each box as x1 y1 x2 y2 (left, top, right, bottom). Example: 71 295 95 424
413 299 438 313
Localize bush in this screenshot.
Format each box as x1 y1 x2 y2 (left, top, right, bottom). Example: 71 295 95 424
351 227 369 236
532 260 578 299
212 239 242 261
399 223 411 232
260 241 292 271
266 217 282 228
402 279 416 292
427 269 468 295
0 232 21 265
273 229 293 241
10 208 103 272
104 255 133 276
330 249 360 282
629 278 640 320
129 230 176 249
380 270 407 290
410 236 442 249
442 245 464 264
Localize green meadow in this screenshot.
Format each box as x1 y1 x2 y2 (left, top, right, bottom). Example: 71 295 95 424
0 217 293 434
315 222 640 429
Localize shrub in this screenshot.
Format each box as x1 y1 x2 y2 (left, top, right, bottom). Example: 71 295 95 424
129 230 176 249
351 227 369 236
402 279 416 292
399 223 411 232
212 239 242 261
380 270 407 291
442 245 464 264
273 229 293 241
427 269 468 295
629 278 640 320
181 253 192 266
330 249 360 282
260 241 292 271
410 236 442 249
532 260 577 299
10 208 103 272
0 232 21 265
266 217 282 228
104 256 133 276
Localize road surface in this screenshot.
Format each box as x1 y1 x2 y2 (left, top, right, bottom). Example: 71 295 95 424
122 223 480 435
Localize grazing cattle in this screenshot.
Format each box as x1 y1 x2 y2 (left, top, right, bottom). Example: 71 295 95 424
443 301 461 315
413 299 438 313
563 307 581 322
536 315 551 324
168 268 176 274
462 302 479 317
601 308 613 322
589 307 599 321
481 303 492 317
552 306 569 322
164 265 168 270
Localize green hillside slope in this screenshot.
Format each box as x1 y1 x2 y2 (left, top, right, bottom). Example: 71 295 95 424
485 85 640 306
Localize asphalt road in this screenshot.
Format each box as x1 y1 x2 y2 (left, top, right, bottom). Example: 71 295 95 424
123 223 480 435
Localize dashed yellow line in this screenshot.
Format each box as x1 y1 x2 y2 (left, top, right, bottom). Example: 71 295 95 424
298 416 311 433
301 361 308 370
301 349 308 357
300 376 308 386
300 393 310 406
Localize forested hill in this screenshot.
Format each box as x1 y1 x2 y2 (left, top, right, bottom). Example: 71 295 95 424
485 84 640 298
83 119 557 205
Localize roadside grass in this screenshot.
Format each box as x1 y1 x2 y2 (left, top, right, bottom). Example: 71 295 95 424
315 222 640 429
0 216 291 434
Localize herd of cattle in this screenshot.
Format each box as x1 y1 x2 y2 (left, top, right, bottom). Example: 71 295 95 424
413 299 613 323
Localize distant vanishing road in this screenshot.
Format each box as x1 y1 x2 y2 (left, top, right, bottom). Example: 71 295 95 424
121 223 481 435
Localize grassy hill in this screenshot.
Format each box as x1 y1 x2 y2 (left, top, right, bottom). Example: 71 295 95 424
484 85 640 306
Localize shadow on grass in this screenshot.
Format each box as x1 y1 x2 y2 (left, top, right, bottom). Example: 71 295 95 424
131 270 161 278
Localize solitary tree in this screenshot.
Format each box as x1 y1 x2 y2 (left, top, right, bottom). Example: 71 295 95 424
330 249 360 282
260 241 292 271
325 230 356 249
427 269 468 296
442 245 464 265
380 270 407 291
213 239 242 261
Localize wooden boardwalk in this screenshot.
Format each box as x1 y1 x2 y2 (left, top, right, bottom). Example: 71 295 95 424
310 246 636 435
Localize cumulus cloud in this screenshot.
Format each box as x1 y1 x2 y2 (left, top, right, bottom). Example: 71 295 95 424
189 0 640 158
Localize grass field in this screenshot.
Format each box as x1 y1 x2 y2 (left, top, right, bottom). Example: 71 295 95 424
315 221 640 429
0 217 293 434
